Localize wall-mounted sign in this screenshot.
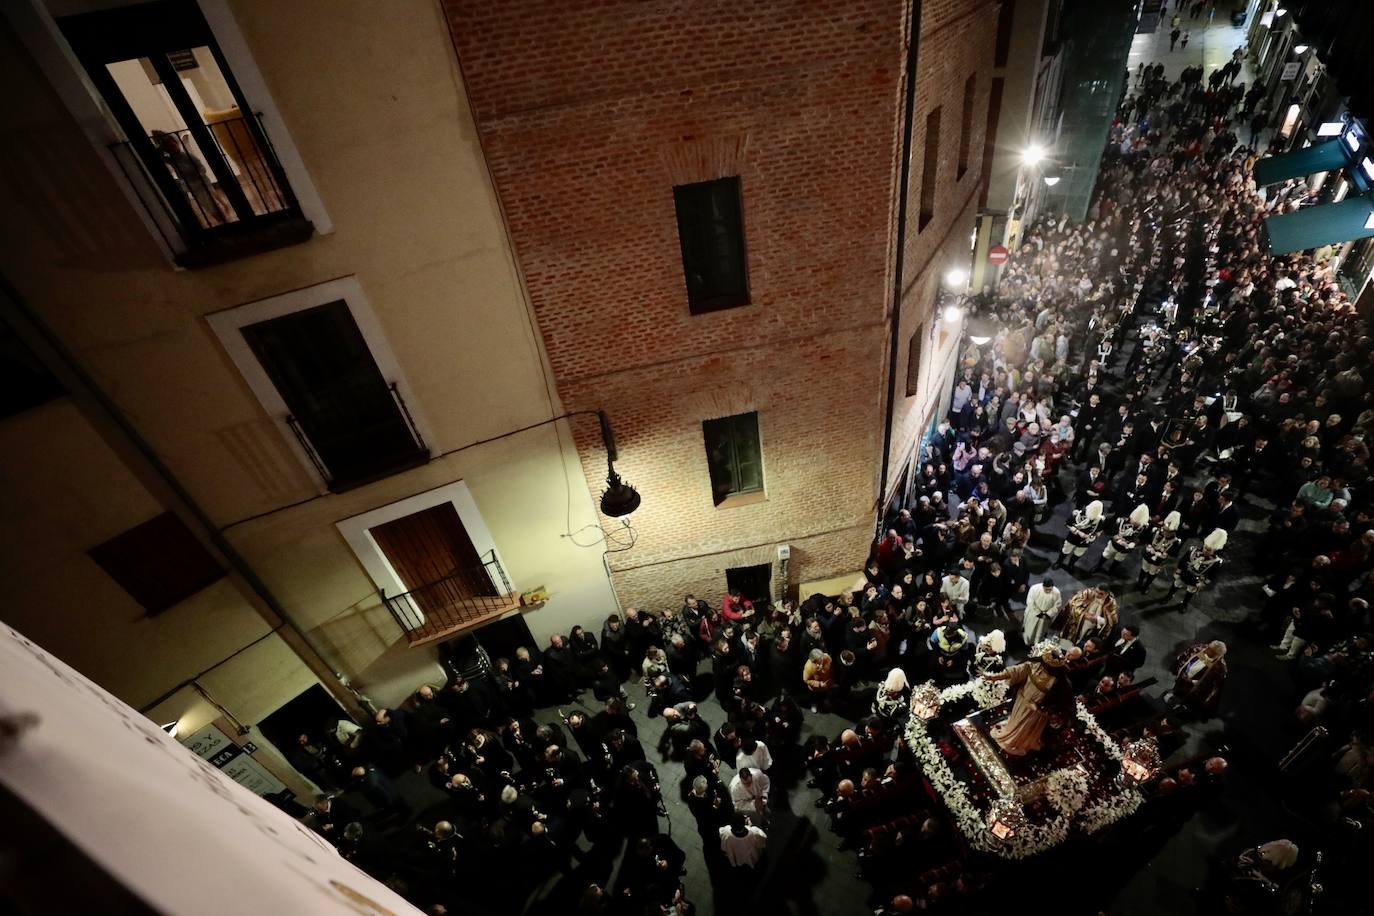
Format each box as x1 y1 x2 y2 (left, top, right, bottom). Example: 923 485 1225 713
1280 62 1301 81
184 725 285 797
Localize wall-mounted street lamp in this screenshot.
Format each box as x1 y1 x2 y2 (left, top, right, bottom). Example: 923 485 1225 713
596 411 641 518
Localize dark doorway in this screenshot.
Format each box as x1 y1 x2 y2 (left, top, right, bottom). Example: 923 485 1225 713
256 684 350 790
726 563 772 607
437 612 537 681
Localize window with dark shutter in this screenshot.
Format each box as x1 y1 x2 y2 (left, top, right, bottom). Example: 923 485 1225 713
958 74 976 179
89 512 224 615
239 300 428 491
919 108 941 230
905 325 923 397
703 412 764 506
674 177 750 313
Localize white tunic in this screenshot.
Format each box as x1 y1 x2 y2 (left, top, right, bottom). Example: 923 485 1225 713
719 825 768 867
1022 583 1062 646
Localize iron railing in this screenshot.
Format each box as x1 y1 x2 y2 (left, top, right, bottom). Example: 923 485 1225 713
285 382 429 489
107 113 301 254
382 550 517 645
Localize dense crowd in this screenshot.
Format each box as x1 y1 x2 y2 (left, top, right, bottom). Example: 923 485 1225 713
285 54 1374 916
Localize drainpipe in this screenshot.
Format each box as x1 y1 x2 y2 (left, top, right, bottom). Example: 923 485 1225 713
877 0 924 538
0 274 366 720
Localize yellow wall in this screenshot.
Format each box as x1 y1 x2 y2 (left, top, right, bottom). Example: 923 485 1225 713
0 0 616 721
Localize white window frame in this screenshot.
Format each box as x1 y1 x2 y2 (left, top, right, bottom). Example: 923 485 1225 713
5 0 332 266
205 275 434 493
335 481 512 621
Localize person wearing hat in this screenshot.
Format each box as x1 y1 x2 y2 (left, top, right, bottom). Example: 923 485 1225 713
1169 640 1228 718
1138 510 1183 592
1165 528 1227 610
969 630 1007 678
1093 503 1151 576
982 647 1076 756
872 668 910 721
1055 499 1105 572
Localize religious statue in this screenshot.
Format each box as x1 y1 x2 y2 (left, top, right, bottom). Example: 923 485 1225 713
981 648 1076 756
1054 586 1118 643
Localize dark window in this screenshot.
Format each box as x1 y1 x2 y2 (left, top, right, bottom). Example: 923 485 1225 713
240 300 427 491
674 177 750 313
89 512 224 615
979 78 1006 209
994 0 1016 68
703 412 763 506
919 108 941 230
905 325 923 397
60 1 309 266
726 563 772 607
0 315 65 420
958 75 976 179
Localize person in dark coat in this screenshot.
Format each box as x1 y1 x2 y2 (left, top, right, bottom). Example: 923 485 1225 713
303 793 362 838
1105 625 1146 675
569 625 602 687
350 765 411 821
601 614 631 680
542 634 580 701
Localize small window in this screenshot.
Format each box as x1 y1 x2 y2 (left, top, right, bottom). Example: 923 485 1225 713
703 412 763 506
958 75 976 179
674 177 750 313
240 300 428 491
89 512 224 615
905 324 924 397
0 315 65 421
919 108 941 230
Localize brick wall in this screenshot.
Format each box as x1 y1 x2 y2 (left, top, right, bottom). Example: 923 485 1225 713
444 0 997 611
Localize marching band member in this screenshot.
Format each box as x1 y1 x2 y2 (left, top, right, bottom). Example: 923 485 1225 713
1137 510 1183 592
1054 499 1104 573
1092 503 1150 576
1165 528 1227 610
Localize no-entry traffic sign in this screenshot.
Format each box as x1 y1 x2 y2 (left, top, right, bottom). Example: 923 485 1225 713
988 245 1010 265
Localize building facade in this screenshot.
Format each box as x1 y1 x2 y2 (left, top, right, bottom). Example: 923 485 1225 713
970 0 1067 291
0 0 618 790
444 0 999 609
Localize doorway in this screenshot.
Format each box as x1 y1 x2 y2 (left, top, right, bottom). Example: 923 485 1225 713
369 502 490 623
726 563 772 607
256 684 350 790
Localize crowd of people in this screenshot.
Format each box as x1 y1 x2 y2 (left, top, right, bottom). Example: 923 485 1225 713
284 52 1374 916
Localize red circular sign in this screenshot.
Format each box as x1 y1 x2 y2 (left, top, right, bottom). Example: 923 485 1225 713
988 245 1010 265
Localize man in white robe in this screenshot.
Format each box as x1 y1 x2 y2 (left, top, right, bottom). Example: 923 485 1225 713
1021 578 1062 647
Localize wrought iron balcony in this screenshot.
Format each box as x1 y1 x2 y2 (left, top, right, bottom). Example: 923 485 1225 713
286 383 430 493
107 113 313 267
382 551 520 647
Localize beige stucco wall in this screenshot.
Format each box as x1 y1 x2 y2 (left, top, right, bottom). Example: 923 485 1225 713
0 0 617 723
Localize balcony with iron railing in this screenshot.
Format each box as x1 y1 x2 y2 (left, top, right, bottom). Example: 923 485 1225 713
286 383 430 493
107 112 313 267
382 551 521 647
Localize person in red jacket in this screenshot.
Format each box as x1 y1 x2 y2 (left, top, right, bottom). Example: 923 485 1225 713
722 589 754 624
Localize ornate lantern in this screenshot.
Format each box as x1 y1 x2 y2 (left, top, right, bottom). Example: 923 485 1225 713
910 682 942 721
986 797 1027 841
1120 736 1161 784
